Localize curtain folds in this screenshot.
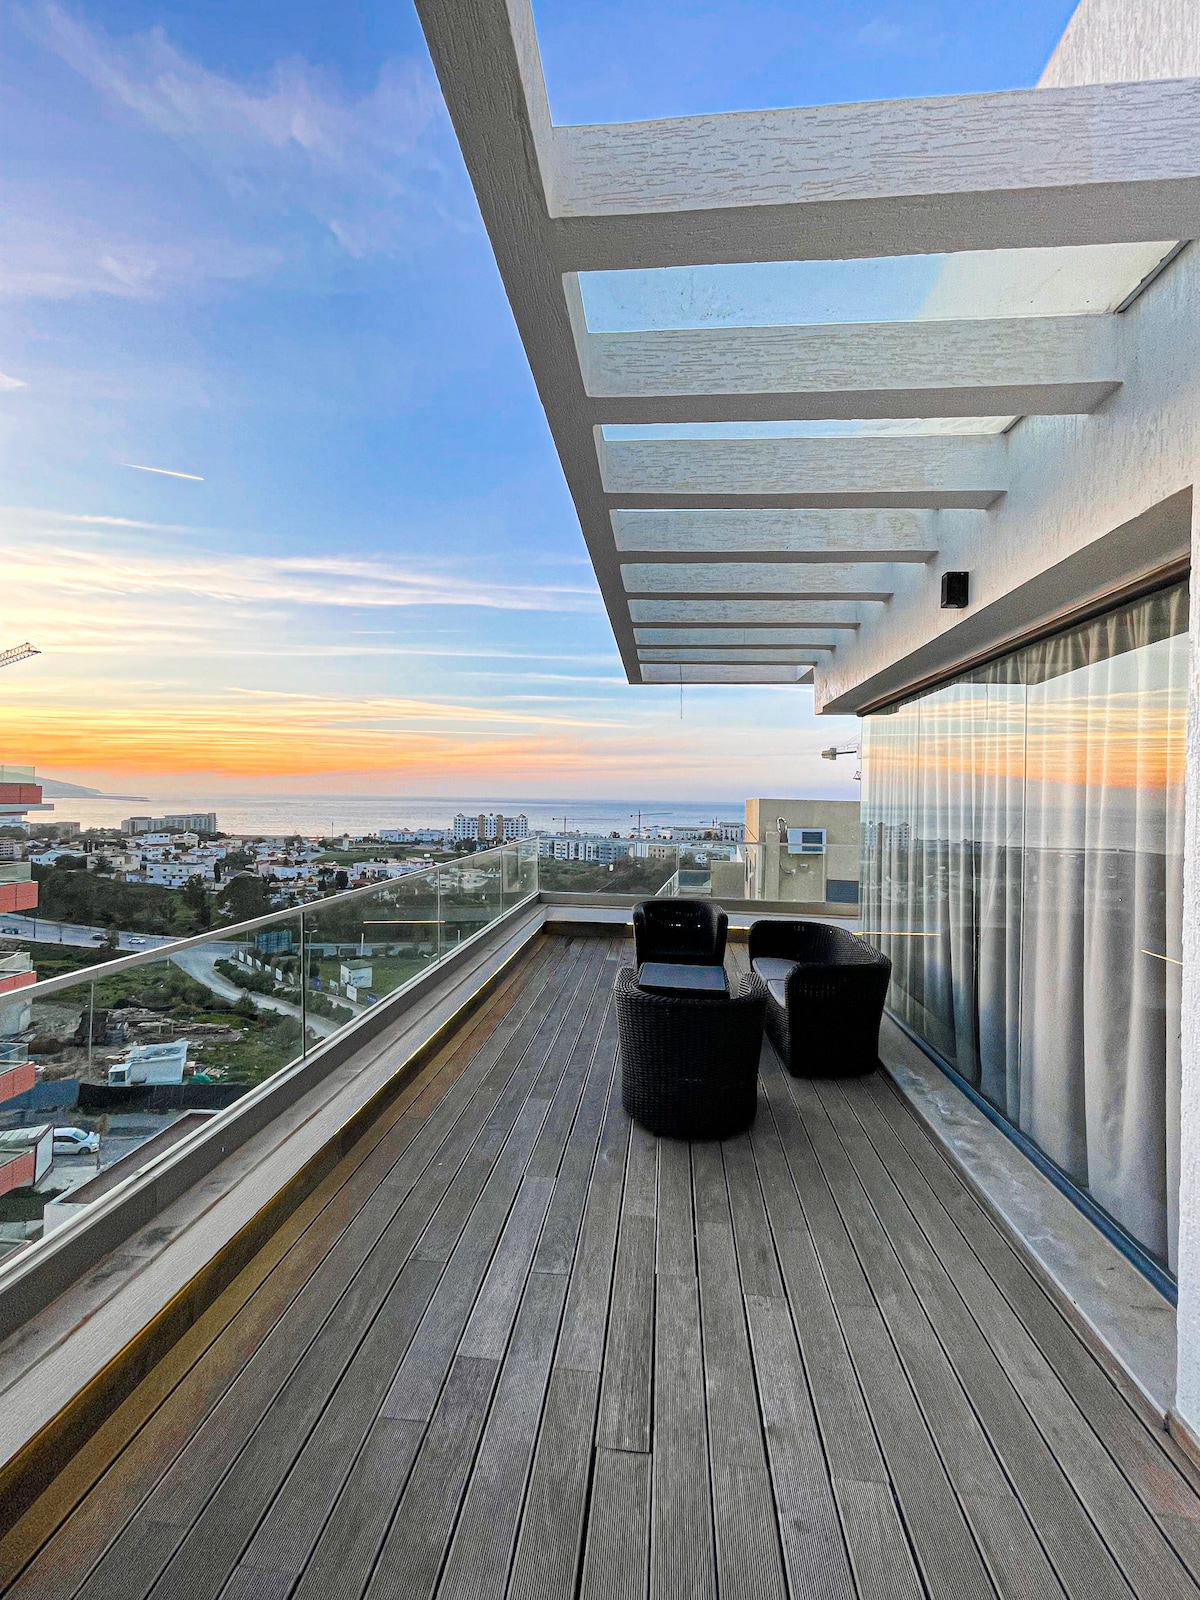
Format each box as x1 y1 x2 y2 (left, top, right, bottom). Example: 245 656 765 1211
861 582 1187 1270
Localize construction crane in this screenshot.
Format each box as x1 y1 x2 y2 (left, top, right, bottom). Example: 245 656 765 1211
0 643 39 671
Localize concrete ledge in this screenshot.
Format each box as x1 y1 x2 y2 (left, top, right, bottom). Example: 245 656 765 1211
0 902 546 1533
880 1015 1177 1423
540 892 858 933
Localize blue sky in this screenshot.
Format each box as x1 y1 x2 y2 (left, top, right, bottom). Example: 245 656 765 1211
0 0 1077 799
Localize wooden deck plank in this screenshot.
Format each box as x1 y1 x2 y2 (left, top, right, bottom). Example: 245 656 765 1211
792 1073 1114 1600
742 1295 862 1600
435 1269 569 1600
76 942 596 1600
580 1449 651 1600
693 1140 787 1600
507 1038 631 1600
825 1079 1200 1600
652 1142 715 1600
0 940 563 1600
862 1074 1200 1567
756 1050 1000 1600
12 934 1200 1600
331 949 613 1599
595 1119 657 1453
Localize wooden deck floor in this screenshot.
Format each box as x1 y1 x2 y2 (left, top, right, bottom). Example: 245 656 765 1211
5 931 1200 1600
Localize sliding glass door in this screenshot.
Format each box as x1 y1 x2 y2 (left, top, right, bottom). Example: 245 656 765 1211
861 582 1187 1270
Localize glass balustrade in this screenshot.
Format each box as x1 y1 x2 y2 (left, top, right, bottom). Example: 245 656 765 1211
0 843 538 1269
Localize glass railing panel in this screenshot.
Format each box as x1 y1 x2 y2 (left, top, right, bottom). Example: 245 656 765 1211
302 870 441 1023
536 845 680 897
0 912 308 1129
516 837 539 899
439 855 494 953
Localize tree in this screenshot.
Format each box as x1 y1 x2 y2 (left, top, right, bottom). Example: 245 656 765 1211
218 873 270 925
182 874 212 928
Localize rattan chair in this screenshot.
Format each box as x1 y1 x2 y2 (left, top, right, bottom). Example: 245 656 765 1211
616 967 766 1139
748 920 891 1078
632 898 728 969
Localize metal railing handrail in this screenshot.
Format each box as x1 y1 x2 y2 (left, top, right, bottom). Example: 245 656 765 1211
3 840 532 1005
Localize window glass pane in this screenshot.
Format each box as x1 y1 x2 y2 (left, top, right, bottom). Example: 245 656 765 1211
861 581 1187 1270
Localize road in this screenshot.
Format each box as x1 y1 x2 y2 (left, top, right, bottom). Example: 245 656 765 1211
0 914 173 953
4 913 341 1040
169 944 338 1039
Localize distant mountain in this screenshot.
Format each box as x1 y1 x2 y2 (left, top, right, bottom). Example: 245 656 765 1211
38 778 149 800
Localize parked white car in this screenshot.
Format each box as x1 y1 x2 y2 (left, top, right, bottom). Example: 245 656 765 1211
52 1126 100 1156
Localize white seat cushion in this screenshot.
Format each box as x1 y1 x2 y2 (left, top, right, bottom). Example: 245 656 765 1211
767 979 789 1008
752 956 799 985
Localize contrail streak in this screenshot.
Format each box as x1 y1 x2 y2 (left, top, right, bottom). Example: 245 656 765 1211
122 464 204 481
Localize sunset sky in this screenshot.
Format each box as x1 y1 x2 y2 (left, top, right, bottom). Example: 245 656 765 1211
0 0 1076 800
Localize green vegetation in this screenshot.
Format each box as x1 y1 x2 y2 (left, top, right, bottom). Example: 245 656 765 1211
214 957 295 1000
75 963 304 1087
215 872 271 927
306 990 355 1025
0 938 114 979
32 864 206 937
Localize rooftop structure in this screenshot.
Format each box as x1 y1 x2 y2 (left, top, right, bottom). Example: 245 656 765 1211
3 3 1200 1593
416 0 1198 698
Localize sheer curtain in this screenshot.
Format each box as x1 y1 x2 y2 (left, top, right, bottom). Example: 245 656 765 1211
861 582 1187 1269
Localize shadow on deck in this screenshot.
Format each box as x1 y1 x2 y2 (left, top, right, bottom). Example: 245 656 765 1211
3 932 1199 1599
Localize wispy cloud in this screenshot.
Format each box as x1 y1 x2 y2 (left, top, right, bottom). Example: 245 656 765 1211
0 372 27 391
854 17 950 59
29 2 453 261
0 544 599 619
0 212 281 302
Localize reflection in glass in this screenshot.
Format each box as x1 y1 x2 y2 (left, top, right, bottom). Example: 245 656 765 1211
861 583 1187 1268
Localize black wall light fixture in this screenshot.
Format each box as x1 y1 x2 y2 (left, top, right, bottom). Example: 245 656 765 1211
941 571 970 609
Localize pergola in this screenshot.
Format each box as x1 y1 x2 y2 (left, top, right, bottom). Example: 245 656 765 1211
413 0 1198 696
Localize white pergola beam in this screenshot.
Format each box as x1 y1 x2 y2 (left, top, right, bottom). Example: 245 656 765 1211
622 562 897 599
638 648 831 664
628 599 863 625
602 436 1005 510
583 318 1121 422
549 79 1200 269
414 0 1152 687
612 507 939 560
640 664 813 683
634 627 845 647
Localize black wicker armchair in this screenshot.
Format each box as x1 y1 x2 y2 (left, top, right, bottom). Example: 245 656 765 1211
748 920 891 1078
616 967 766 1139
632 898 728 969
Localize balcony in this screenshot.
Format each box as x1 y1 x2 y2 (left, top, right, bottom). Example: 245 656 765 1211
0 873 1196 1600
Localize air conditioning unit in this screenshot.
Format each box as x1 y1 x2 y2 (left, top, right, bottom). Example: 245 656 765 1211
785 827 826 856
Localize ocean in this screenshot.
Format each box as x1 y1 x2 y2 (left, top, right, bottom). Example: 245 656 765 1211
43 794 748 839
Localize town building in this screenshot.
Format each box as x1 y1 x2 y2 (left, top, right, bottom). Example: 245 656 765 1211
121 813 218 836
742 798 862 906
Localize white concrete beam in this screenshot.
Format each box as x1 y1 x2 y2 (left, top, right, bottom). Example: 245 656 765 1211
601 436 1006 510
638 647 832 664
612 507 940 560
628 599 863 625
413 0 647 682
583 318 1121 422
634 627 846 647
640 664 814 683
621 562 897 599
549 79 1200 269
